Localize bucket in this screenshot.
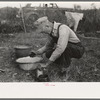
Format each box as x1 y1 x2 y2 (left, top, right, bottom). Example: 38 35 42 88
14 45 32 58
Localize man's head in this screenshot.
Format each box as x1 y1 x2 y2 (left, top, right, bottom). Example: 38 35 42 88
34 16 53 34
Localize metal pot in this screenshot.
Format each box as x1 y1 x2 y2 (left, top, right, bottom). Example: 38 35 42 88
14 45 31 58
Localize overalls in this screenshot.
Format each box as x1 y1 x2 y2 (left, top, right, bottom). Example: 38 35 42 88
45 24 85 68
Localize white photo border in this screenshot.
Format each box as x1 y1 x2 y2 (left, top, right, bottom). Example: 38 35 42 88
0 1 100 99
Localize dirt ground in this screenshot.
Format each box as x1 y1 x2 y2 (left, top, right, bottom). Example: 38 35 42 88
0 31 100 82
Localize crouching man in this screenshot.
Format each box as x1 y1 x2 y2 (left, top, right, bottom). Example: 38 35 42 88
29 16 85 79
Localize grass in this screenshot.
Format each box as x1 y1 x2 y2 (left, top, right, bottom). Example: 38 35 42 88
0 31 100 82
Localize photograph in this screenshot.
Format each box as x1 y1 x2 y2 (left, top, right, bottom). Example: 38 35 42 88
0 1 100 83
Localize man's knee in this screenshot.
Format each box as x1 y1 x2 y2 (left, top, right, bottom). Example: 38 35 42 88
66 42 85 59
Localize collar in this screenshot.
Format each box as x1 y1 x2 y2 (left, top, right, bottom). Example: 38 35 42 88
51 21 61 37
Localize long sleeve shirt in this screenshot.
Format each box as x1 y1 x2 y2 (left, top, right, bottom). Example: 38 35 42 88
37 21 80 61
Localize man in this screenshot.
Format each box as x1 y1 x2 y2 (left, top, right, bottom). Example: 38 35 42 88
29 16 85 74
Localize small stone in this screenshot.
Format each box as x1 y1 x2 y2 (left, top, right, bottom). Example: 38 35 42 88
26 73 30 76
94 68 98 72
12 73 17 78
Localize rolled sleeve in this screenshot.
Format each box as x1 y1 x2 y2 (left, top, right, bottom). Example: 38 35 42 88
49 25 70 61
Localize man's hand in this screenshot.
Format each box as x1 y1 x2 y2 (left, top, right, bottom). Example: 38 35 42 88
29 51 36 57
37 60 53 74
29 50 40 57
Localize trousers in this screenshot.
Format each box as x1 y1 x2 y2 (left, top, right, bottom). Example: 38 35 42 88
45 41 85 68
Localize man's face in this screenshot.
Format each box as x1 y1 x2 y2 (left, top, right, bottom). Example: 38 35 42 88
38 22 51 34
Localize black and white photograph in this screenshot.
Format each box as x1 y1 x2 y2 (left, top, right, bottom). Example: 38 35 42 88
0 1 100 83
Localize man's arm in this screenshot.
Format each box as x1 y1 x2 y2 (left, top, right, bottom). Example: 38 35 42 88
36 36 55 55
35 46 46 55
49 25 70 62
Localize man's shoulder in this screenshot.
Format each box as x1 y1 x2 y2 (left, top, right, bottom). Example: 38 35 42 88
59 24 70 30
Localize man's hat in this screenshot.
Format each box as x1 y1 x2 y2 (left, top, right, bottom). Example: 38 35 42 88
34 16 48 26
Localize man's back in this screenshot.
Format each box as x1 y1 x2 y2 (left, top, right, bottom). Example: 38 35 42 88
51 22 80 43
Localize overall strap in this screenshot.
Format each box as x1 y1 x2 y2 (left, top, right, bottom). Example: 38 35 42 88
57 24 63 37
50 23 63 39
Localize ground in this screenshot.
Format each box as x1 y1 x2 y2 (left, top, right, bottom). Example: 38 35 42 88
0 31 100 82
